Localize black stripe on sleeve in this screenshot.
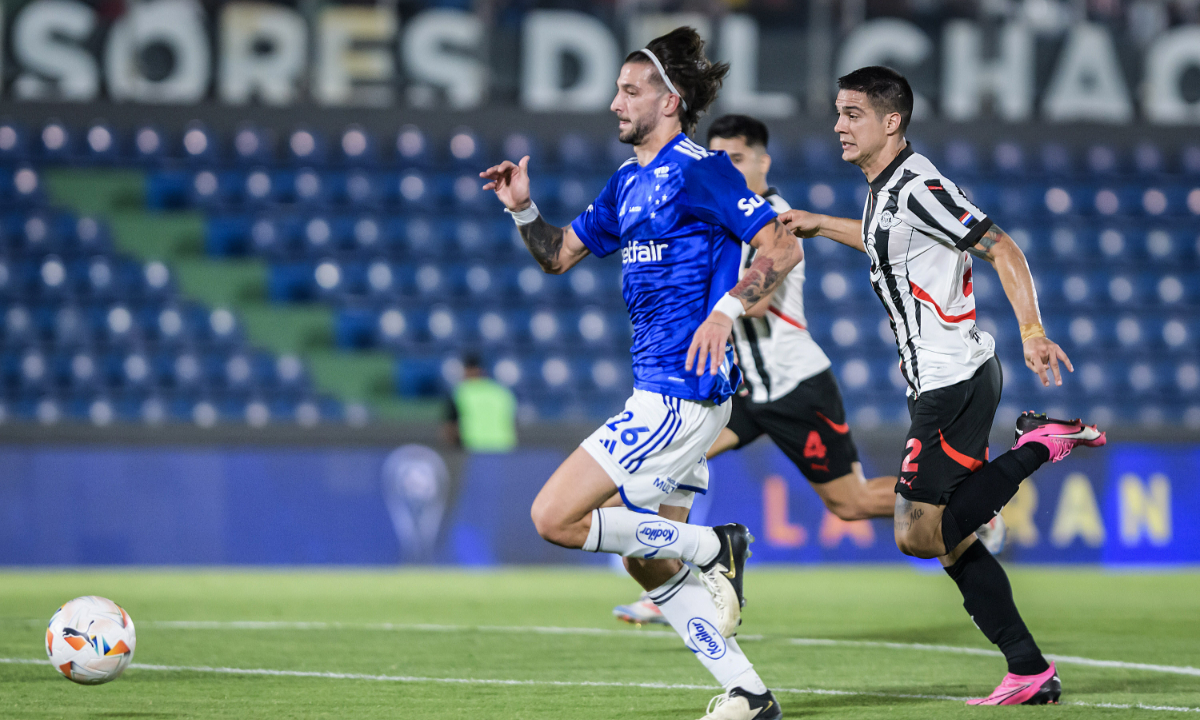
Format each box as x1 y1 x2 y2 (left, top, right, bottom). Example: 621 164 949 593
954 217 994 251
906 194 962 246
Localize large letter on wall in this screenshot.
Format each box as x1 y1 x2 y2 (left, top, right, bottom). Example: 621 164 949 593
522 11 618 112
836 19 932 118
942 21 1033 121
1043 23 1132 123
1050 473 1105 548
1120 473 1172 547
719 15 796 118
314 6 397 106
12 0 99 100
219 2 306 105
1144 27 1200 125
403 9 485 109
106 0 210 103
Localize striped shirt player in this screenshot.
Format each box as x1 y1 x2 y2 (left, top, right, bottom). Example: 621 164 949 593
861 143 996 397
778 68 1105 707
733 190 830 403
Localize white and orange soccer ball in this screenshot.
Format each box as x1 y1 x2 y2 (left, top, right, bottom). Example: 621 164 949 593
45 596 136 684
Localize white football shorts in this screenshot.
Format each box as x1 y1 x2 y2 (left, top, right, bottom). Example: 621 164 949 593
582 389 731 514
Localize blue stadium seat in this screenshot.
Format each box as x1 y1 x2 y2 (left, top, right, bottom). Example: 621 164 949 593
448 127 485 168
82 123 120 164
269 262 315 302
132 126 168 165
181 123 219 165
395 354 444 397
38 122 76 161
145 170 190 210
395 125 432 167
502 133 542 167
1133 142 1165 175
232 125 272 165
1039 143 1073 176
0 122 29 162
557 133 600 172
286 129 327 166
338 126 378 166
373 306 418 348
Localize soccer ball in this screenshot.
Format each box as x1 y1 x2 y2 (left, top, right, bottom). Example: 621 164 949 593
45 596 136 685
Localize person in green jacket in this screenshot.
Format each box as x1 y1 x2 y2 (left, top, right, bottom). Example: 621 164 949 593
444 354 517 452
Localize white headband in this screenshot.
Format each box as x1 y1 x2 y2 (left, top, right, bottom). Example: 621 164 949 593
638 48 689 111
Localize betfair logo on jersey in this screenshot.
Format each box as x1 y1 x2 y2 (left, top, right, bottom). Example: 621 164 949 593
738 194 766 217
636 521 679 548
687 617 727 660
622 240 668 264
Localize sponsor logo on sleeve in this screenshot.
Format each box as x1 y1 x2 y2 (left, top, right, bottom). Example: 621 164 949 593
636 520 679 548
686 617 727 659
737 195 767 217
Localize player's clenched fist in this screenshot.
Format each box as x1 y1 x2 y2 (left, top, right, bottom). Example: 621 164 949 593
776 209 824 238
480 155 532 212
686 311 735 376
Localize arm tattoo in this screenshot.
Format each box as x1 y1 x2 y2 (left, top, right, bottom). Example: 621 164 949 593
518 216 564 273
729 220 789 306
977 224 1002 251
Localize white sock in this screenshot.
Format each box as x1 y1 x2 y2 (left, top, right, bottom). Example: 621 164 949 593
648 566 755 687
583 508 720 563
725 667 768 694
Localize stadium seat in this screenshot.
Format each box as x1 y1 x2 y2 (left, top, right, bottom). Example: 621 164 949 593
181 123 219 165
338 126 378 166
286 129 327 166
132 126 168 165
395 125 432 167
232 125 272 166
448 128 485 168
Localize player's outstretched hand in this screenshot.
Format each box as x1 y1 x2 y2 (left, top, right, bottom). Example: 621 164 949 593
776 209 823 238
1024 336 1074 387
686 311 734 377
480 155 532 212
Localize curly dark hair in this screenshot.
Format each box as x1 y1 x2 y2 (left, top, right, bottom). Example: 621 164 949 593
625 27 729 137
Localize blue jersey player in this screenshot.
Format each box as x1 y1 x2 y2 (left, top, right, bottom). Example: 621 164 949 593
481 27 799 720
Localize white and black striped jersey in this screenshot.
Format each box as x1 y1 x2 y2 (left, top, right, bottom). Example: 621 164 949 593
861 144 996 397
733 190 831 404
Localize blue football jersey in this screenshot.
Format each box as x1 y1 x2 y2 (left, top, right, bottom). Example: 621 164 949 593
571 133 777 403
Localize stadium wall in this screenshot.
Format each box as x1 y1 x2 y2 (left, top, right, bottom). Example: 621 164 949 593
1 435 1194 566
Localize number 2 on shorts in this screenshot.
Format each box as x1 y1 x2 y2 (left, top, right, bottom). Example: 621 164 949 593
902 438 921 473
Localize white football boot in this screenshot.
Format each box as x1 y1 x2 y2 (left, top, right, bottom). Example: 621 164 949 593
699 688 782 719
612 592 668 626
976 514 1007 554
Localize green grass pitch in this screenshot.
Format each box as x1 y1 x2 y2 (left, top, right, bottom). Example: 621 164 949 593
1 567 1198 718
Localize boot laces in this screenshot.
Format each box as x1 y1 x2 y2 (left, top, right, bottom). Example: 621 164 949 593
706 691 731 716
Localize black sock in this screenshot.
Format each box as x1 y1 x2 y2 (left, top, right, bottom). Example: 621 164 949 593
940 444 1049 551
944 541 1049 677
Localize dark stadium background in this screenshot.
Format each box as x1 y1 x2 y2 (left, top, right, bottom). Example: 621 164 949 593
0 0 1196 566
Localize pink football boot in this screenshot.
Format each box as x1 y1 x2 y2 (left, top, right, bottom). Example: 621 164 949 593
967 662 1061 706
1012 412 1106 462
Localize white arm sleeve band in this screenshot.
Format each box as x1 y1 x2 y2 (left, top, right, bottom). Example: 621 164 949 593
713 293 745 322
505 201 540 226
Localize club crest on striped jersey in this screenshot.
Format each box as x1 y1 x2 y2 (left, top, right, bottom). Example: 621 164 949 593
878 210 895 229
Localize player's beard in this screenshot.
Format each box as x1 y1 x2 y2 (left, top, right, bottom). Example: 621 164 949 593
618 114 657 146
